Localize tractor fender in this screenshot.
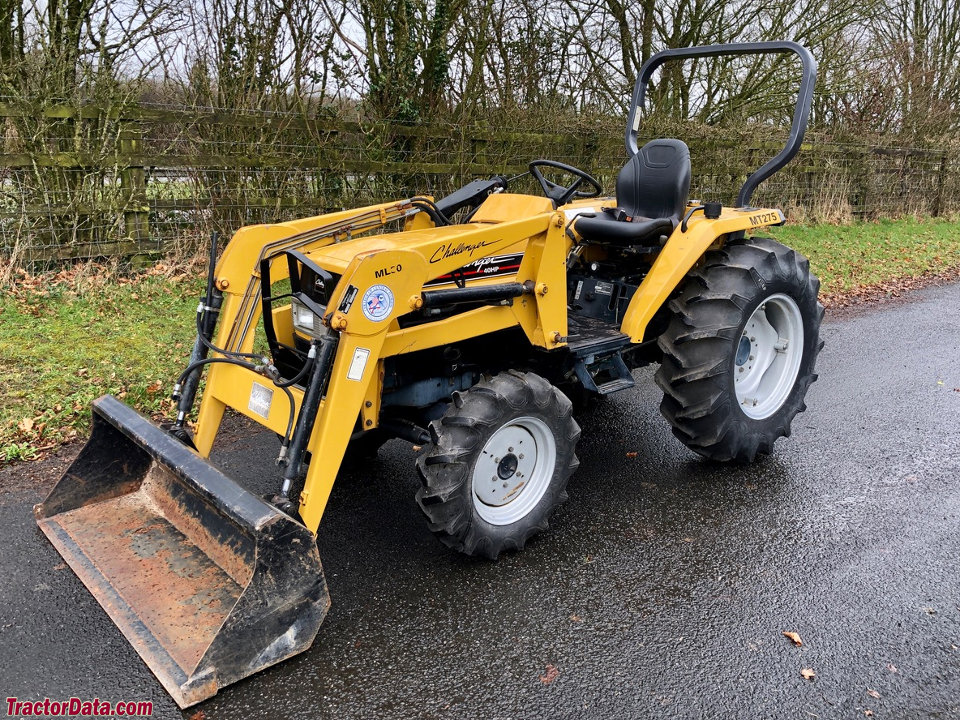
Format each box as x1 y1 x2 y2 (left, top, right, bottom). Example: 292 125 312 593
620 208 784 343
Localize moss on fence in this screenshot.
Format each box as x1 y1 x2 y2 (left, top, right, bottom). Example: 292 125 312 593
3 103 960 268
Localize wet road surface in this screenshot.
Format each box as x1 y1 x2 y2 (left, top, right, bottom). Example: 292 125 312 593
2 282 959 719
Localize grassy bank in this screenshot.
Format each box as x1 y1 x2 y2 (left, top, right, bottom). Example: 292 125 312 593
0 265 203 462
2 216 959 464
770 217 960 297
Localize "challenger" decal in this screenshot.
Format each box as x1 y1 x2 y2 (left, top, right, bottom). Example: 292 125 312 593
429 239 497 263
424 253 524 287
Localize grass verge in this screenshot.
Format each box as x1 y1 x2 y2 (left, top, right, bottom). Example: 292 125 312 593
769 216 960 298
2 216 959 464
0 264 203 464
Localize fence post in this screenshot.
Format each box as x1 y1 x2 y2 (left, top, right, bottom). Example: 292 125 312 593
856 147 872 219
119 124 150 253
933 150 948 218
471 126 488 178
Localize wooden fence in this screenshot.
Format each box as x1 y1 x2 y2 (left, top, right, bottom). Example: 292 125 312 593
1 103 957 266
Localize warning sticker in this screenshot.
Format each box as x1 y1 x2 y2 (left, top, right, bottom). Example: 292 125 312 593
248 382 274 419
347 347 370 381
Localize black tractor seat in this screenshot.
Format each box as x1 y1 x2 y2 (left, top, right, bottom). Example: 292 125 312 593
573 212 675 245
574 138 691 247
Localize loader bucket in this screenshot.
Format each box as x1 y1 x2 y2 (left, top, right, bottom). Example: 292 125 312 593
34 395 329 708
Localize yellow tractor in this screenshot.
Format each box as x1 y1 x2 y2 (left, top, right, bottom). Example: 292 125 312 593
36 42 822 707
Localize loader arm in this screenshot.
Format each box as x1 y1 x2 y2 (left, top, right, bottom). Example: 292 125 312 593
191 202 573 532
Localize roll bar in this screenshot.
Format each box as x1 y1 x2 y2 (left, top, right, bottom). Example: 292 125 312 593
625 41 818 208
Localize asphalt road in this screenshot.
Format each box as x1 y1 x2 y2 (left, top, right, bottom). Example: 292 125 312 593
2 282 959 720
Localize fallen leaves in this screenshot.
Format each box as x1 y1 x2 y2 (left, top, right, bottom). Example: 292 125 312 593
569 614 582 623
783 632 813 682
539 664 559 685
625 451 638 458
14 415 48 443
867 689 880 699
783 631 803 647
146 380 164 395
820 263 960 310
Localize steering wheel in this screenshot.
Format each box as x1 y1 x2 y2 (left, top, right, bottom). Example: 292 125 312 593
528 159 603 206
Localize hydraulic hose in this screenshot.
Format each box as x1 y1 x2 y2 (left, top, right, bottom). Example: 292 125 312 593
275 341 318 388
170 231 318 453
411 196 452 226
194 309 268 362
174 356 257 392
172 356 296 445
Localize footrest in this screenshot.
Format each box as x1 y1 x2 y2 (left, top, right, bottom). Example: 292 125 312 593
573 352 635 396
593 377 636 395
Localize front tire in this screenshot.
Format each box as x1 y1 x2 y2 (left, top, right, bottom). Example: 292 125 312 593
416 371 580 559
655 237 824 462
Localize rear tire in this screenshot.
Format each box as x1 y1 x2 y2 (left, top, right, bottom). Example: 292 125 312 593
655 237 824 462
416 371 580 559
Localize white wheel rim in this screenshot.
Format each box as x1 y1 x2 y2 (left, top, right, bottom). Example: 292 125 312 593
471 416 557 526
734 293 804 420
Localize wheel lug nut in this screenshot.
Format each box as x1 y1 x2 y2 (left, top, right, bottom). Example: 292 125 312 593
502 482 507 488
519 454 524 459
508 447 513 452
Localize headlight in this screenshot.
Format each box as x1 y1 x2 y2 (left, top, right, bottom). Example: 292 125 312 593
292 298 324 337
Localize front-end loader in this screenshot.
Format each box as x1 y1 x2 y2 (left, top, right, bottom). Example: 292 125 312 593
36 42 823 707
